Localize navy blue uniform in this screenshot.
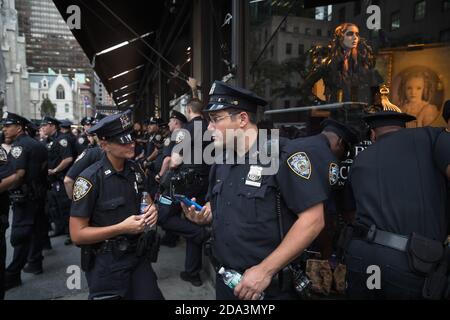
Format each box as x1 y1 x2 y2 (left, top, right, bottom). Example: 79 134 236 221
5 133 48 280
70 155 164 300
47 131 73 235
66 145 103 180
157 117 210 282
345 127 450 299
209 137 332 299
0 147 14 299
75 134 89 155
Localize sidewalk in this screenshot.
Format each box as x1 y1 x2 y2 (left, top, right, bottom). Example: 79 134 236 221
4 216 215 300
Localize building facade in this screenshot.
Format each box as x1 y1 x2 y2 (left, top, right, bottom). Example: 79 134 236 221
1 0 30 118
15 0 92 78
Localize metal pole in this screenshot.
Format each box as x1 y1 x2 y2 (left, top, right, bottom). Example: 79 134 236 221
231 0 246 87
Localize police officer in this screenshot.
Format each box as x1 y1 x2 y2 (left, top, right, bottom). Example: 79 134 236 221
70 110 164 300
41 116 73 239
64 137 103 200
1 112 48 289
157 105 210 286
0 144 15 299
60 120 77 159
76 116 93 155
344 110 450 299
183 81 331 300
142 118 164 198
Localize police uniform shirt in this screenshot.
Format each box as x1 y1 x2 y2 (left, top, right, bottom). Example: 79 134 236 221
144 134 156 158
208 137 331 271
70 154 143 228
162 137 174 159
0 147 14 216
47 131 72 172
9 133 48 185
434 129 450 176
76 133 90 155
60 131 78 159
175 116 211 175
350 127 448 242
66 145 103 180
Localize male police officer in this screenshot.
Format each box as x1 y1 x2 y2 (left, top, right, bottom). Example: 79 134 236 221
70 110 164 300
2 112 48 289
344 110 450 299
76 116 93 155
0 144 15 299
183 81 330 299
41 116 73 239
60 120 77 159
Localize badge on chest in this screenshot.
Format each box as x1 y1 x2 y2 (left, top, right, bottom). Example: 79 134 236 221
245 165 263 187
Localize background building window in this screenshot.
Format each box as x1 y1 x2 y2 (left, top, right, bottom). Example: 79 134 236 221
284 100 290 108
65 104 69 113
316 29 322 36
391 11 401 31
286 43 292 55
440 28 450 42
298 43 304 54
56 85 65 99
414 1 426 21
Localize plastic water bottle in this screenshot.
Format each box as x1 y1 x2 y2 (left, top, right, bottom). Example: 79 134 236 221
140 192 154 232
218 267 264 300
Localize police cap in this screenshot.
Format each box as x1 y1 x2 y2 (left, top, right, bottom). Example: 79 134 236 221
88 110 134 144
80 116 94 126
204 81 267 113
169 110 187 123
443 100 450 122
1 112 30 126
363 111 416 129
92 112 107 125
321 119 359 145
60 119 73 128
42 116 61 126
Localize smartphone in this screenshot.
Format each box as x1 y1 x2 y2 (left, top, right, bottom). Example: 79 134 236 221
173 194 203 211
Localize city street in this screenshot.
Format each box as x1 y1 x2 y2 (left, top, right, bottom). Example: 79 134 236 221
4 212 215 300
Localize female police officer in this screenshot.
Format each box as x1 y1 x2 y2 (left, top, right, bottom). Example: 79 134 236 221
69 110 164 300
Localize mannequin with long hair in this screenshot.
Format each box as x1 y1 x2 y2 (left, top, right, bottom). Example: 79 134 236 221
301 23 383 105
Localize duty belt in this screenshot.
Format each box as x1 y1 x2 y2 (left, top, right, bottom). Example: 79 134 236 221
353 224 409 252
94 237 138 255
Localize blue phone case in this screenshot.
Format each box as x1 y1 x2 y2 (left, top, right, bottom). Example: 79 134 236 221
174 194 203 211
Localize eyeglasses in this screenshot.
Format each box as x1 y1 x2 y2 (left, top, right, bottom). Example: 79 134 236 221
208 112 241 124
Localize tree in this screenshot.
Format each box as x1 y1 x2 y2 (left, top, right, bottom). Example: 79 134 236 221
40 97 56 117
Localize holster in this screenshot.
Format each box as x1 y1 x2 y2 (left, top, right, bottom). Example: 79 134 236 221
80 245 95 272
406 232 444 275
136 230 160 263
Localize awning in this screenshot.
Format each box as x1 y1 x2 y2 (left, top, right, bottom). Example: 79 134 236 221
52 0 166 109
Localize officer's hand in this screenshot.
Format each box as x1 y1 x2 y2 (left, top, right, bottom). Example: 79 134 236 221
142 203 158 227
119 215 146 234
155 174 161 184
48 169 56 175
234 265 273 300
187 77 198 89
181 200 212 225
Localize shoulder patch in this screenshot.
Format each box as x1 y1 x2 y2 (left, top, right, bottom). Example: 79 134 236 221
287 152 311 179
74 150 86 163
329 163 339 186
59 138 68 148
73 177 93 201
78 137 85 145
0 148 7 162
175 131 185 144
11 146 23 159
164 138 170 147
